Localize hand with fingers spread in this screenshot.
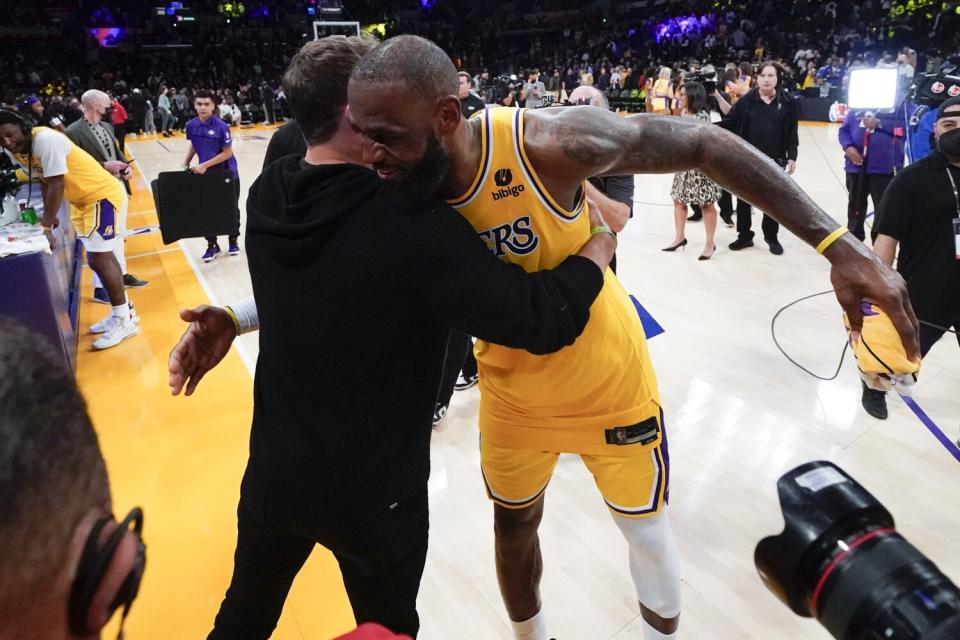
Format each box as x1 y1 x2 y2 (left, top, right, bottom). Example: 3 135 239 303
168 305 237 396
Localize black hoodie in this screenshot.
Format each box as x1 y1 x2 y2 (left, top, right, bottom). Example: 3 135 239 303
242 156 604 521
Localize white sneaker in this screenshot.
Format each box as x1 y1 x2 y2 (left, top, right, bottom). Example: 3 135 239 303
90 307 140 334
92 316 139 350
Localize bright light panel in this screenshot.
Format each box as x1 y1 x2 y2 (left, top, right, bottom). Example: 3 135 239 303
847 69 899 110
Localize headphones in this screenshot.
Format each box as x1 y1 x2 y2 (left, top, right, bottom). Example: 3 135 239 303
0 108 32 136
68 507 147 639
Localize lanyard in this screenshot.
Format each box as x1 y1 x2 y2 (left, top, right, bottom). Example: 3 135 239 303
947 167 960 218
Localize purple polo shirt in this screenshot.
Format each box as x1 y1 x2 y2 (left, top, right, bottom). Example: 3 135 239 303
185 115 238 176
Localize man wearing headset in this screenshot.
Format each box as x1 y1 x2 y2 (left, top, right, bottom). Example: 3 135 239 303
0 318 409 640
0 109 139 350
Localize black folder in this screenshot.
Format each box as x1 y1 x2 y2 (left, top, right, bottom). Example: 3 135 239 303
152 170 237 245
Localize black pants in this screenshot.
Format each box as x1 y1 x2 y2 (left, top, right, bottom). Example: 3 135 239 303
920 317 960 358
209 487 429 640
206 175 242 245
435 330 476 409
263 101 276 125
718 189 734 217
845 172 893 241
114 122 127 153
735 159 786 241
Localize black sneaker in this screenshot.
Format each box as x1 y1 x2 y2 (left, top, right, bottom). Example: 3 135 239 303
123 273 150 288
432 403 448 428
861 382 888 420
720 213 734 227
728 237 754 251
454 373 479 391
92 287 111 305
766 238 784 255
687 212 703 222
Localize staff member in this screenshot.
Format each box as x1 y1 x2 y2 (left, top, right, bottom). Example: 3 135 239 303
838 110 905 241
719 61 799 255
183 90 241 262
0 109 139 350
458 72 486 118
66 89 150 303
168 36 616 639
864 96 960 419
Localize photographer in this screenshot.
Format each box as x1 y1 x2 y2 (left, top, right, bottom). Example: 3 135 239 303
861 96 960 420
838 110 905 242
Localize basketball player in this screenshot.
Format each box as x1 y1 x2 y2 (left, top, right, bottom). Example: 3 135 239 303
0 109 140 350
345 36 920 640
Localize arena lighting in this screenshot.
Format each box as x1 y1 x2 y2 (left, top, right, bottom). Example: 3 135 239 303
847 68 900 110
87 27 124 47
653 13 716 44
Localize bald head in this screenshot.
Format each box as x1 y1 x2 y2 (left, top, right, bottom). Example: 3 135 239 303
350 35 458 103
80 90 111 124
568 85 608 108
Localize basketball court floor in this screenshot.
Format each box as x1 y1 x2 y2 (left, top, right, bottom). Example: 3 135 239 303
79 119 959 639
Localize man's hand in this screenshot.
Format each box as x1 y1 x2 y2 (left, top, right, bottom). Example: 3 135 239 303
844 146 864 166
191 163 208 175
43 228 57 251
104 160 129 175
168 305 238 396
827 237 920 360
584 181 629 232
786 159 797 175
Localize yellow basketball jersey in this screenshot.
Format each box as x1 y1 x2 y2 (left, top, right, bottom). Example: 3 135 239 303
15 128 124 208
448 108 661 454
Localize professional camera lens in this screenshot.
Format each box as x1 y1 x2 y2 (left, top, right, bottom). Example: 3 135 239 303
755 461 960 639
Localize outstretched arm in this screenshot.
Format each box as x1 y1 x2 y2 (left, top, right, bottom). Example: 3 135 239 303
524 106 920 358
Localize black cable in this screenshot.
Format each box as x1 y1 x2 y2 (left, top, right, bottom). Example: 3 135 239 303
772 290 957 381
771 290 849 380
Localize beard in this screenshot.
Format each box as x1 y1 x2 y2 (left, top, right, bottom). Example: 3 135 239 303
388 134 451 207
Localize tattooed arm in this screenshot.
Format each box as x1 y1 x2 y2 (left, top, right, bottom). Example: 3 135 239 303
522 106 920 358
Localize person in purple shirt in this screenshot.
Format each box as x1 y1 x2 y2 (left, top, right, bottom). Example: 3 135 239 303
838 110 905 241
183 89 241 262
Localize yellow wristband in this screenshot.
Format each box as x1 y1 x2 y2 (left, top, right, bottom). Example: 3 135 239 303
223 305 242 335
591 225 615 238
816 227 848 254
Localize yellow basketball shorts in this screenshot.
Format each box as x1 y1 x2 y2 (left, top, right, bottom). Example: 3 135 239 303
71 191 127 253
480 415 670 519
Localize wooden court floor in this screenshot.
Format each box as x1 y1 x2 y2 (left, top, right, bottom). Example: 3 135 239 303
77 121 959 639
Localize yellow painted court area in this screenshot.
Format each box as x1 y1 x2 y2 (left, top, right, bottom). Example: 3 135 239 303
75 157 356 639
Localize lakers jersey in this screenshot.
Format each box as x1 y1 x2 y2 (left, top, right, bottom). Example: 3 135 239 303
13 128 124 208
448 107 661 454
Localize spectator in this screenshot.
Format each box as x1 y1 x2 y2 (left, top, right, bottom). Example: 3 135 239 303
110 93 129 152
521 69 546 108
650 67 673 114
457 71 486 118
665 82 722 260
157 86 173 137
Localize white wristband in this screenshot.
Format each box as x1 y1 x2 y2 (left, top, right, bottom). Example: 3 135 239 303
226 296 260 334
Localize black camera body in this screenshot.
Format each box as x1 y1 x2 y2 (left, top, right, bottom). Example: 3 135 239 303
756 461 960 639
0 168 20 199
685 71 717 95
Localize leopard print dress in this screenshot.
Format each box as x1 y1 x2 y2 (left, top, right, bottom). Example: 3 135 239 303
670 111 722 206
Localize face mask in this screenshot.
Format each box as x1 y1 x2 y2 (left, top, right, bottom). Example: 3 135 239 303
938 127 960 162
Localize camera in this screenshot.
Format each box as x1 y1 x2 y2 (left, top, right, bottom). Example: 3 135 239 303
756 461 960 639
686 68 718 95
0 168 20 199
483 74 518 104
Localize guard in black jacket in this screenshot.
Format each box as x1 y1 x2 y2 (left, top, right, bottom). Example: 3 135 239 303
719 62 800 255
199 36 616 640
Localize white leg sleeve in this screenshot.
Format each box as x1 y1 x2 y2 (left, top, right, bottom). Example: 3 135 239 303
114 188 128 275
612 509 682 620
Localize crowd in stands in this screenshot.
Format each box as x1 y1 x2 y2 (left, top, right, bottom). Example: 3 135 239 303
2 0 959 125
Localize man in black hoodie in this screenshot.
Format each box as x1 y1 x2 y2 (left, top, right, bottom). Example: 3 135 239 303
718 61 800 255
169 36 617 640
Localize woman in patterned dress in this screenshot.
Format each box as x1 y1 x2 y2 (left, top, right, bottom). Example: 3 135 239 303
664 82 722 260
